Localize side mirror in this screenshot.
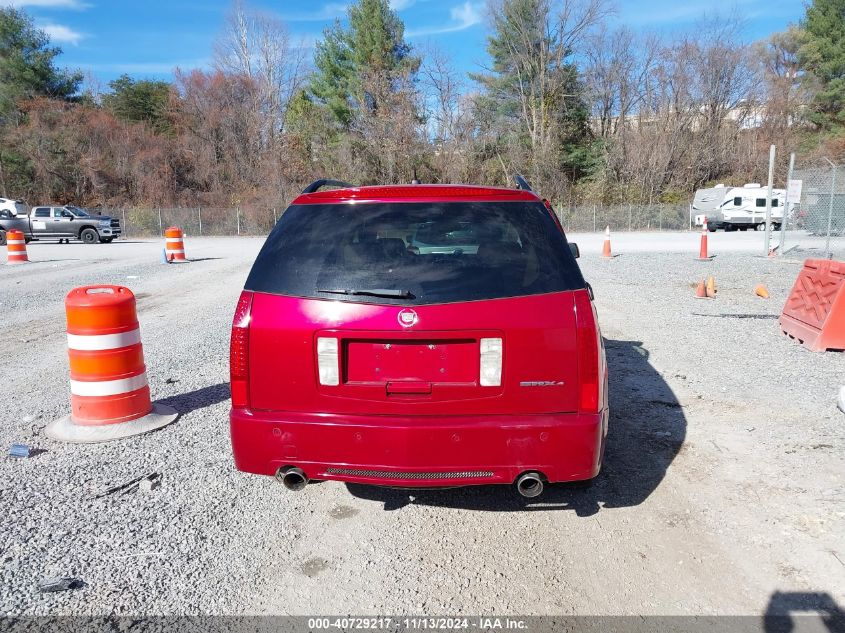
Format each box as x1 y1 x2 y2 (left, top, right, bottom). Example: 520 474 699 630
569 242 580 259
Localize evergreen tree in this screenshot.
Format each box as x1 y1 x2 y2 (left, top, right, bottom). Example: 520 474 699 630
798 0 845 128
310 21 356 126
309 0 419 128
0 7 81 117
471 0 598 186
102 74 173 134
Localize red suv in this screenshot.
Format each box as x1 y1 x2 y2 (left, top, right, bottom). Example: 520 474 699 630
229 179 608 498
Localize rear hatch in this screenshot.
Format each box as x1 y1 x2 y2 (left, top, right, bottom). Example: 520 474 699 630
244 198 587 417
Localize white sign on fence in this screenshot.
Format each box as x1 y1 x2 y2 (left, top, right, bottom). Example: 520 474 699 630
787 179 803 204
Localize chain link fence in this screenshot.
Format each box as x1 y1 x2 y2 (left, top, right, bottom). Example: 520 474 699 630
779 160 845 259
108 207 281 238
114 199 831 242
113 203 692 238
553 203 692 232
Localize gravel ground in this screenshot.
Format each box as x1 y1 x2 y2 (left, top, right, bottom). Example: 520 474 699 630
0 235 842 617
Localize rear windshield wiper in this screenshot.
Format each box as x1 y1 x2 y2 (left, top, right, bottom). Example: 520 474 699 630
317 288 415 299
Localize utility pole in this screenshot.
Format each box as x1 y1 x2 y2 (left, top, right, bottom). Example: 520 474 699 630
780 153 794 255
822 157 837 259
764 145 776 256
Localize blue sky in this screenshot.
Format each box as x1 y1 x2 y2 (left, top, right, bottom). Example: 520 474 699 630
6 0 806 87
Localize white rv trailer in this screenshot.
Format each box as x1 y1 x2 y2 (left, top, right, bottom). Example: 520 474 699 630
692 184 786 232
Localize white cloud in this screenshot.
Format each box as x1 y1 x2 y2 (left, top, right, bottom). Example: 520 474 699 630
450 1 482 28
293 34 319 50
67 59 211 74
42 23 85 44
6 0 91 9
282 2 348 21
407 1 483 37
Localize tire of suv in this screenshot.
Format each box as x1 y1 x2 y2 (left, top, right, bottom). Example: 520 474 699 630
80 228 98 244
99 237 114 244
0 230 5 246
707 225 717 233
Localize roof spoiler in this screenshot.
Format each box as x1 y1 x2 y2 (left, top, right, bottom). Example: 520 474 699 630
514 174 533 191
301 179 355 194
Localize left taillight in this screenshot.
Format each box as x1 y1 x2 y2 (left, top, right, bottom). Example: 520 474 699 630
574 289 601 414
229 290 253 408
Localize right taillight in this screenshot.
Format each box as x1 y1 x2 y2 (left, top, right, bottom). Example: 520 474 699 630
479 337 503 386
574 289 600 413
230 290 253 408
317 337 340 386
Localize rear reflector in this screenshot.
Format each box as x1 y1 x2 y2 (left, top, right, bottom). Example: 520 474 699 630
317 337 340 386
479 337 503 386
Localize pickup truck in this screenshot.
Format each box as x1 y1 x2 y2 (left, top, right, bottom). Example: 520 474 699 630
0 205 121 245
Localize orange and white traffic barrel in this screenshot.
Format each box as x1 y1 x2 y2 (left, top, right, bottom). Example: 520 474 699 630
6 229 29 265
46 285 177 443
164 226 187 262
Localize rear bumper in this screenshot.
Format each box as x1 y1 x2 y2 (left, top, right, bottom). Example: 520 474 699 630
230 408 608 487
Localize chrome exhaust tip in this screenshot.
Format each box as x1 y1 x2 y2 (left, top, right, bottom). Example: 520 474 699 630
515 472 544 498
277 467 308 491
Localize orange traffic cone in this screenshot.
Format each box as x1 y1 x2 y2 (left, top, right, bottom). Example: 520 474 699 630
697 219 712 260
705 275 716 298
695 280 707 299
754 284 769 299
601 226 612 258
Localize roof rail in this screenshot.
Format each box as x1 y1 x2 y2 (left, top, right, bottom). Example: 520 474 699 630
301 179 355 194
514 174 533 191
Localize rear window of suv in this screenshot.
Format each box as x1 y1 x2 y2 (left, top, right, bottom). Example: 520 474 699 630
245 201 586 305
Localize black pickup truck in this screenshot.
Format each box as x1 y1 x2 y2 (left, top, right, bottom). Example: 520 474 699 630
0 205 121 245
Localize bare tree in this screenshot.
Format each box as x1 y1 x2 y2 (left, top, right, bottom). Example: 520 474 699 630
214 0 308 143
584 26 658 139
420 45 478 182
755 25 806 158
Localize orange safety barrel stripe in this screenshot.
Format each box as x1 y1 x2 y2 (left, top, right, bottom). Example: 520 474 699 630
71 386 152 426
65 286 139 336
68 345 146 381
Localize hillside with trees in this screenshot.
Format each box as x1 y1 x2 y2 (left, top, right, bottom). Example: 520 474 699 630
0 0 842 210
